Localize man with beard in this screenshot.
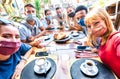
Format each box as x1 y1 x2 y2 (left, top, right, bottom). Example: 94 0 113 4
41 9 54 30
54 7 67 27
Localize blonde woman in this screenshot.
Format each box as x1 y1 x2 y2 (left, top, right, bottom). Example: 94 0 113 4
85 8 120 78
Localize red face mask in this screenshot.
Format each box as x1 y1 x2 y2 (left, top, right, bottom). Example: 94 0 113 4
0 41 21 55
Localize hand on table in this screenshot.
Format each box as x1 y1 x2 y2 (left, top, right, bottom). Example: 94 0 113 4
47 25 53 28
28 36 35 42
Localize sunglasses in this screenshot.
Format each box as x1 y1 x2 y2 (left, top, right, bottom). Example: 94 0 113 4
0 18 13 25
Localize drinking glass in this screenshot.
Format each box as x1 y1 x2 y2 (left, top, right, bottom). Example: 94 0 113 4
46 45 57 54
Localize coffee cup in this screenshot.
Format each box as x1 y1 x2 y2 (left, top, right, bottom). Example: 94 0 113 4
84 60 95 71
35 58 47 72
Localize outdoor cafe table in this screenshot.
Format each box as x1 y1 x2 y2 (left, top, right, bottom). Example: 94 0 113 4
17 30 118 79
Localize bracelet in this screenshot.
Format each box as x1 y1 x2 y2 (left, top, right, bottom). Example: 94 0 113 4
21 56 27 62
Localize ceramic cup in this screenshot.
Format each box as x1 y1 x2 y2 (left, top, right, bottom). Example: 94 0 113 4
84 60 95 71
35 58 47 72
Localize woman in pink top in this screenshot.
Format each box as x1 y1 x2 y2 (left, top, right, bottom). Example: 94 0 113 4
84 8 120 78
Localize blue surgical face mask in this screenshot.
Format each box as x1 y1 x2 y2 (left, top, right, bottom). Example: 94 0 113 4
78 18 86 26
26 14 36 21
77 18 88 36
46 15 52 21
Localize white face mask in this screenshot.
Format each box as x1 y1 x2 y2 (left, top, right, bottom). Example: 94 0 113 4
46 15 52 20
26 14 36 21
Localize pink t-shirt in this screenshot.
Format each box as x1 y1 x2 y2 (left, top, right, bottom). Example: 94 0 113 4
99 32 120 78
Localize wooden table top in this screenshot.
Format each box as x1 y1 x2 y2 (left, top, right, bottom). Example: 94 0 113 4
17 30 118 79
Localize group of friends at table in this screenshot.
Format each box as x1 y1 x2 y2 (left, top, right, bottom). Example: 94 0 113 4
0 3 120 79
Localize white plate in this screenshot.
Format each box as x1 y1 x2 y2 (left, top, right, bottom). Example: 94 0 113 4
80 62 98 76
44 35 50 41
71 31 86 39
34 60 51 74
71 32 79 37
55 35 71 43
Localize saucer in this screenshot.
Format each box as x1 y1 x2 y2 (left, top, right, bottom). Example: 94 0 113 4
54 35 71 43
44 35 50 41
71 32 79 37
71 31 86 39
34 60 51 74
80 62 98 76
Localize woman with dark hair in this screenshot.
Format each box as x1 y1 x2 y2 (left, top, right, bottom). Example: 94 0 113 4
0 18 33 79
66 6 82 31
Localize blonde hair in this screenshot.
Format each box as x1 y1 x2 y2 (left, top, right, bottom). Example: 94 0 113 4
84 8 114 45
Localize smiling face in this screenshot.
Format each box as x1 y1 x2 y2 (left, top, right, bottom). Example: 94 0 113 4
24 6 36 15
85 8 114 45
87 18 107 37
75 10 87 20
0 25 20 42
56 8 62 14
85 8 114 38
67 7 74 14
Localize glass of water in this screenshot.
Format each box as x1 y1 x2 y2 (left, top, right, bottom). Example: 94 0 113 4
46 45 57 54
